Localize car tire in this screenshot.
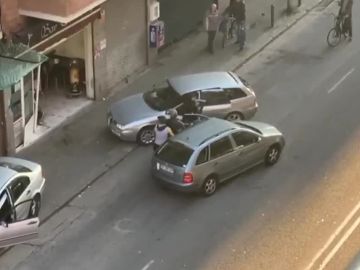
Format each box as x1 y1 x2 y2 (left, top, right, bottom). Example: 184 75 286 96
226 112 244 122
29 195 41 218
202 175 218 196
137 126 155 145
265 144 281 166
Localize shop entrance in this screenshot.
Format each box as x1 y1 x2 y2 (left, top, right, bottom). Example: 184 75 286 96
19 24 94 146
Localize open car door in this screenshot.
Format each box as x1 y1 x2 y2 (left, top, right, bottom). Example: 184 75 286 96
0 217 39 248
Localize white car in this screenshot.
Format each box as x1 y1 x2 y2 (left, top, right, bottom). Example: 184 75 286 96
0 157 45 248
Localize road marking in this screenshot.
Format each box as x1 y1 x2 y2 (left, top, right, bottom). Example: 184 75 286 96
327 68 355 94
319 216 360 269
141 260 155 270
305 200 360 270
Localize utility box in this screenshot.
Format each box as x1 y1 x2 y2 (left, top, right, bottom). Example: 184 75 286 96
149 20 165 48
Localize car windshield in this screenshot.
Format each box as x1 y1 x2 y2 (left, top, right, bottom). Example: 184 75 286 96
156 141 194 167
143 82 182 111
0 162 31 173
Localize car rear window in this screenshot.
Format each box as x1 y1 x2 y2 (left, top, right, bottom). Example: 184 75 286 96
0 162 31 173
156 141 194 167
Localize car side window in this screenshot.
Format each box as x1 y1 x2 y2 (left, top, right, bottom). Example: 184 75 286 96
200 89 229 106
0 191 13 224
224 88 247 100
196 146 209 165
232 131 259 147
8 177 30 202
210 136 234 160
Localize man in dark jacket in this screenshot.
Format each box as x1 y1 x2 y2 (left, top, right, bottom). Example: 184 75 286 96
231 0 246 49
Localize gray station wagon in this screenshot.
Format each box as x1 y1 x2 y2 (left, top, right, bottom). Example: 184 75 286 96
152 118 285 196
108 71 258 145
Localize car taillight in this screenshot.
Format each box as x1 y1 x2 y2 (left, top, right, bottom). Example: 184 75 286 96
183 172 193 184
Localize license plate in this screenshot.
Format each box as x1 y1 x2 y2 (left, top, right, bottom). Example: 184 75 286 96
156 162 174 174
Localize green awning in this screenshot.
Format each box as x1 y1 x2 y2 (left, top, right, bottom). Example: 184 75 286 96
0 42 47 90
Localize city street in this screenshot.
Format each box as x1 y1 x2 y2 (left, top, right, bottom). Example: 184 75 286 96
4 1 360 269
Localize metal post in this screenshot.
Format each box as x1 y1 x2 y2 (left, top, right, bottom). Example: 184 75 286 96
34 65 41 132
20 78 26 143
271 5 275 28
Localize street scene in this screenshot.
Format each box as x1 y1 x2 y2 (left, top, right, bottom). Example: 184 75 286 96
0 0 359 269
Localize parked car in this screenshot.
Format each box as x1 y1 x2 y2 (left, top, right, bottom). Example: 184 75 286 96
107 71 258 145
0 157 45 221
152 118 285 196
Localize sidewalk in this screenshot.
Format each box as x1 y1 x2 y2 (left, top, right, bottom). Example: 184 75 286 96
16 0 327 225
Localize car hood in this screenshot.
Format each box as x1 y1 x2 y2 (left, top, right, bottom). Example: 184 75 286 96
239 121 282 137
109 94 161 125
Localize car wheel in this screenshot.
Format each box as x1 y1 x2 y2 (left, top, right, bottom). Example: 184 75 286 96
29 195 41 218
137 127 155 145
202 176 218 196
226 112 244 122
265 144 281 166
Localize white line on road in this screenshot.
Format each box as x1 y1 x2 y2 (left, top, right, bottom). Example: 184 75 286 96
327 68 355 94
305 200 360 270
141 260 155 270
319 216 360 270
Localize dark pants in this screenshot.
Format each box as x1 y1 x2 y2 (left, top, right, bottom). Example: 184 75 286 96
207 31 216 53
344 15 352 37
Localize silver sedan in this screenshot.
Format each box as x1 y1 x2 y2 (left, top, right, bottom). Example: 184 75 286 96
107 71 258 145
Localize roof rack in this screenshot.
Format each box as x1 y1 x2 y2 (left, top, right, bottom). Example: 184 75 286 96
198 128 235 146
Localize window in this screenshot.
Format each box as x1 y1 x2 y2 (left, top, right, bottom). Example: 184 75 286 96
225 88 247 100
156 141 194 167
196 147 209 165
0 191 13 223
200 89 229 106
232 131 259 147
143 82 182 111
8 177 30 202
210 137 233 160
0 162 31 173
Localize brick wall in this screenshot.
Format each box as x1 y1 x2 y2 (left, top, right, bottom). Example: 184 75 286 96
0 0 24 37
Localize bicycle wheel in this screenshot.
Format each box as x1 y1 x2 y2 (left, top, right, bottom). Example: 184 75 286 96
327 27 341 47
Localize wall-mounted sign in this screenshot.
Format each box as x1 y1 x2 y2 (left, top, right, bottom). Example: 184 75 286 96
149 20 165 48
13 20 66 47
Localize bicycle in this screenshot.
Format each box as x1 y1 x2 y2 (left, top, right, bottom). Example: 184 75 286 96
327 13 347 47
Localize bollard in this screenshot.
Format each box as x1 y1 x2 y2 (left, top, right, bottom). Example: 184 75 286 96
270 5 275 28
298 0 301 7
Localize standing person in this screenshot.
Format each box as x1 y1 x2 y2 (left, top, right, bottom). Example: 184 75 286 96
233 0 246 50
204 3 220 54
339 0 353 40
153 116 174 151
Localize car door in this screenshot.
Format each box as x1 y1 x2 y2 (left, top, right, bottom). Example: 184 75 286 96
0 217 39 248
7 176 32 221
200 89 231 118
230 130 264 171
208 136 238 181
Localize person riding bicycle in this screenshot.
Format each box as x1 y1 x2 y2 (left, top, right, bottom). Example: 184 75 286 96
338 0 353 40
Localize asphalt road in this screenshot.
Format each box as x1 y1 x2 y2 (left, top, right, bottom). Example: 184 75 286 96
9 2 360 270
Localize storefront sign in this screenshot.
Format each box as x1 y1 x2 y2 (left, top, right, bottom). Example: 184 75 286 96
14 20 67 47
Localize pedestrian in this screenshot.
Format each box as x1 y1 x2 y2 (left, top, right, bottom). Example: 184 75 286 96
166 109 185 134
204 3 220 54
339 0 353 40
232 0 246 50
153 116 174 151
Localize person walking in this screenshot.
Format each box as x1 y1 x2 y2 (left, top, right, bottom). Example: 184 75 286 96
233 0 246 50
153 116 174 151
204 3 220 54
